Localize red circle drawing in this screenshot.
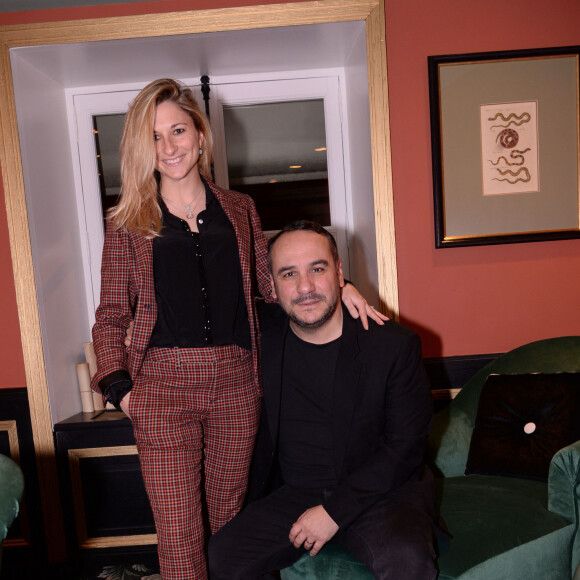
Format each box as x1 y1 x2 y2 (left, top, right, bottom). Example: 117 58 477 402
497 128 519 148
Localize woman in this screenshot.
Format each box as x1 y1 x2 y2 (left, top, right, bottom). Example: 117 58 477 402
91 78 383 579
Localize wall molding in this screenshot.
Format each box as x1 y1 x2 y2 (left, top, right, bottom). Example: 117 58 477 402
425 353 501 401
68 446 157 549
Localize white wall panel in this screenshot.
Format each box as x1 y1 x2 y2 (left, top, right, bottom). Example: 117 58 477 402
11 53 89 424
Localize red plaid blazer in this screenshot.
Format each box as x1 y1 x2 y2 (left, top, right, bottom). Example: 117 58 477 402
91 180 273 395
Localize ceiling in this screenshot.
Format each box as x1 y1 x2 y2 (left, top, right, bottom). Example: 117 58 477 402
10 21 363 88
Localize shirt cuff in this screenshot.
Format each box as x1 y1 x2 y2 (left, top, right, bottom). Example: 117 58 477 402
103 379 133 411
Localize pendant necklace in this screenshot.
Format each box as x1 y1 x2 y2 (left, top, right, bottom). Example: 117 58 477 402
184 199 198 220
162 186 205 220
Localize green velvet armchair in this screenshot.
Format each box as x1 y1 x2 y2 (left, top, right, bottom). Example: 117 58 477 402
281 336 580 579
0 453 24 567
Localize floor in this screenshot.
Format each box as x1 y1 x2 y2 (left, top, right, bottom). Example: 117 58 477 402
0 551 283 579
0 550 160 579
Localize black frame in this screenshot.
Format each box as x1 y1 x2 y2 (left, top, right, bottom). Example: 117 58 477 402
428 46 580 248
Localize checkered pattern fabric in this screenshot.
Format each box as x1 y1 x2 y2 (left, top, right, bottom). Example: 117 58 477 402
91 180 273 396
131 345 261 579
91 182 274 579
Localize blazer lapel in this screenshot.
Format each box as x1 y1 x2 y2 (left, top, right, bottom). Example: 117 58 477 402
211 185 250 261
132 233 154 294
127 232 155 374
260 307 289 448
332 309 362 475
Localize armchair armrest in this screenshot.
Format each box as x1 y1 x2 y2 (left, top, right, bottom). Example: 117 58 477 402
548 440 580 575
0 454 24 542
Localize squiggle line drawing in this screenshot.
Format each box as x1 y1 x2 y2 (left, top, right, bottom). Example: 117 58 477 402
489 111 531 129
489 148 531 167
492 167 531 184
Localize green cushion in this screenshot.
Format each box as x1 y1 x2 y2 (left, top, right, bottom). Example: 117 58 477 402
280 544 373 580
437 475 572 578
429 407 473 478
0 454 24 542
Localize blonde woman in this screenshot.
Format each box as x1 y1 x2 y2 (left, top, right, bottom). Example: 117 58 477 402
91 78 383 579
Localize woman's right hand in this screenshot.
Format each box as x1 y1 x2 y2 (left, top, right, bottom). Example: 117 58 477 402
124 321 134 348
120 390 132 418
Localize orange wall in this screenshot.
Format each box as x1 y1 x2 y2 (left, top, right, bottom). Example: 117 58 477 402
385 0 580 356
1 0 579 389
0 188 24 387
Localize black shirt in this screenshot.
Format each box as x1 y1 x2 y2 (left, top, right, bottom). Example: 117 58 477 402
148 180 251 350
278 330 341 489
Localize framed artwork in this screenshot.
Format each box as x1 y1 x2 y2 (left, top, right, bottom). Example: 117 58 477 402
428 46 580 248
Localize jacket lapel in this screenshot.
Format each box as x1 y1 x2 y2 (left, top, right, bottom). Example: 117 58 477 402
127 232 155 375
211 185 250 262
260 308 289 447
132 232 154 295
332 308 363 476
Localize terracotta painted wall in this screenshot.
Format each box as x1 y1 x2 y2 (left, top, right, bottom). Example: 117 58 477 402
385 0 580 357
0 191 24 387
0 0 579 389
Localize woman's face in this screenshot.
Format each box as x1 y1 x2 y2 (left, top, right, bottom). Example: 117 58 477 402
154 100 204 186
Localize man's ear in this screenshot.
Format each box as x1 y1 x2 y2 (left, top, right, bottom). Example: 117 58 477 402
269 274 277 301
337 259 345 288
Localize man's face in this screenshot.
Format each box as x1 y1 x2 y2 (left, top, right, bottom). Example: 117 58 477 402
269 230 344 330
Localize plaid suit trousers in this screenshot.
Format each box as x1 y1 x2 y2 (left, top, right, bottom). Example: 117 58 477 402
129 345 261 580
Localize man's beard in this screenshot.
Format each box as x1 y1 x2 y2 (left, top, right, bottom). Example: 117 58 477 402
288 292 339 330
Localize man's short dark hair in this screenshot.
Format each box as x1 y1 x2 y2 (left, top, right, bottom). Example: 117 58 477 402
267 220 340 273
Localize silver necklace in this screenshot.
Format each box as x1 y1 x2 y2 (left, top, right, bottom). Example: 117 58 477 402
162 187 205 220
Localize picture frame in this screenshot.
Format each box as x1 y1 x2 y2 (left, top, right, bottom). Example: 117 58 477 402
428 46 580 248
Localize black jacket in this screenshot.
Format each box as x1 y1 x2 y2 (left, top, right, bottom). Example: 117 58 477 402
247 303 434 530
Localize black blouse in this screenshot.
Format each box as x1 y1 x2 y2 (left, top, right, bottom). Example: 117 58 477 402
148 180 251 350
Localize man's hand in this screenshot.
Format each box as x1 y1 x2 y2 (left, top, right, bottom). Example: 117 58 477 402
288 505 339 556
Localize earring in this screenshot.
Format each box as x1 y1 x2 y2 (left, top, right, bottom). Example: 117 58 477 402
199 147 203 155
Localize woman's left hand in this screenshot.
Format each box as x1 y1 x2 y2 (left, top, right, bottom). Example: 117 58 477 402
341 283 389 330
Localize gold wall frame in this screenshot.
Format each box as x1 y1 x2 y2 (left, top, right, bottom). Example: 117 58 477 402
429 46 580 248
0 420 19 463
68 446 157 549
0 0 397 560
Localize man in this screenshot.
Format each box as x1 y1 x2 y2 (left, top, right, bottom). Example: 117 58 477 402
209 221 446 579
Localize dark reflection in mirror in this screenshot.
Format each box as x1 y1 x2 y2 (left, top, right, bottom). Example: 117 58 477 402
93 99 330 230
223 99 330 230
93 113 124 223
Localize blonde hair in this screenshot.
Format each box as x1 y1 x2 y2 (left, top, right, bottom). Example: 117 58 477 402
109 78 214 237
